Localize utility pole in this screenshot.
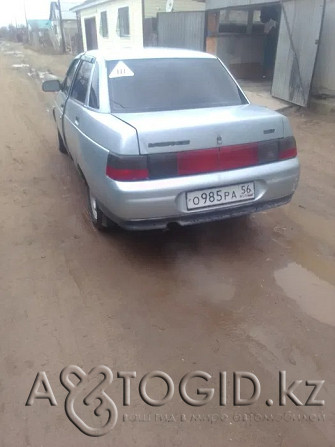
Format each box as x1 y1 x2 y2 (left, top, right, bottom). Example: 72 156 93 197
57 0 66 53
23 0 29 44
23 0 28 28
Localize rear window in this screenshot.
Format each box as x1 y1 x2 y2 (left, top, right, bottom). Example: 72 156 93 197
107 58 246 113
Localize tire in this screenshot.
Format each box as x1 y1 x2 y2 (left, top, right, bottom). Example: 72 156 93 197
58 131 68 154
87 187 114 232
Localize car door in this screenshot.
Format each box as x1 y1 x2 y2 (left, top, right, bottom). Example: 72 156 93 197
63 58 94 162
54 57 81 141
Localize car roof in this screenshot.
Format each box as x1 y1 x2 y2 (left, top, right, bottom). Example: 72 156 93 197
85 47 217 61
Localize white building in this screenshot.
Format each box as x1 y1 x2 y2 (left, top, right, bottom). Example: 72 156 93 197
71 0 204 51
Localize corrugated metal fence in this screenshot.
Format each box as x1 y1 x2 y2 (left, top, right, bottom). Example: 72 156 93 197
157 11 206 51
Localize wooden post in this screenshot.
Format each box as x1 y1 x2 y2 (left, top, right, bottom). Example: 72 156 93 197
206 11 219 55
247 9 254 34
58 0 66 53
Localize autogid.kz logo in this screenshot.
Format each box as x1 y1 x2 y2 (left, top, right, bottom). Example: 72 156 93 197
25 366 325 437
61 365 118 436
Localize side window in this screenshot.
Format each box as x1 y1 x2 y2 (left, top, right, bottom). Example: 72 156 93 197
71 61 93 104
62 59 80 95
89 63 100 109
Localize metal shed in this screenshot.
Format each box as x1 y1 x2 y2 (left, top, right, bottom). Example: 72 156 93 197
205 0 326 107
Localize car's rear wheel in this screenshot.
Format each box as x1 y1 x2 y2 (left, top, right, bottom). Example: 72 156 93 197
87 187 115 232
58 131 68 154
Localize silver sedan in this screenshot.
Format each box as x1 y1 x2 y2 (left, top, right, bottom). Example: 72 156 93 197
42 48 300 231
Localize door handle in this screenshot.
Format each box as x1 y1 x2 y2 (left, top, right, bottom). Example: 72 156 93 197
74 117 80 126
60 103 64 109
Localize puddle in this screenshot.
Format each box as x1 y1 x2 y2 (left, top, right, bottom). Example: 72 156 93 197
275 262 335 326
37 71 52 80
26 69 53 81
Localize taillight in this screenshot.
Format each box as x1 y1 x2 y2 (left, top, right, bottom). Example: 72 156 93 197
279 136 297 160
106 153 149 181
177 149 219 175
220 143 259 170
106 136 297 181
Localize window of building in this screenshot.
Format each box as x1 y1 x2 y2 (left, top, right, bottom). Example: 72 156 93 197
219 8 265 35
71 61 93 104
117 7 130 37
100 11 109 38
219 9 249 33
218 7 279 35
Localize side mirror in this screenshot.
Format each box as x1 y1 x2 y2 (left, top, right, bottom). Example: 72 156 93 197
42 79 61 92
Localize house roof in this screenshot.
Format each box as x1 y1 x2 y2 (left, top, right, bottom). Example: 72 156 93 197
206 0 278 7
70 0 112 13
71 0 203 13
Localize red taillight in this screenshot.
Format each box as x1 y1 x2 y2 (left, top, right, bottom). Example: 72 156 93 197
105 136 297 181
220 143 259 170
279 136 297 160
279 147 297 160
106 154 149 181
176 144 259 176
177 149 219 175
106 166 149 181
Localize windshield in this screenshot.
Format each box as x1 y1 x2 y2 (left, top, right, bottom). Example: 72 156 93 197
107 58 247 113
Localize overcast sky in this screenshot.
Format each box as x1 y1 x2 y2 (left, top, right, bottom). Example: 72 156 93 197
0 0 80 27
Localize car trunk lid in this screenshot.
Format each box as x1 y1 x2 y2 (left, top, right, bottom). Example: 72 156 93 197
113 104 285 155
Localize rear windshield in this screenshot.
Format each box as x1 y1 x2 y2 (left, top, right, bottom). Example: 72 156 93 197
107 58 247 113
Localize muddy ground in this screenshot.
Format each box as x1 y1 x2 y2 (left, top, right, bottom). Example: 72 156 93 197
0 42 334 447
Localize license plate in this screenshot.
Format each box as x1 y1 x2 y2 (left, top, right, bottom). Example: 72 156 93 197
186 182 255 210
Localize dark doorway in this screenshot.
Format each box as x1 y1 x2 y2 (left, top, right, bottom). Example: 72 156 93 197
260 5 281 80
84 17 98 50
206 6 281 81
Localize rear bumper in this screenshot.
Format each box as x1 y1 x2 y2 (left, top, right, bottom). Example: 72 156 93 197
102 195 293 230
98 157 300 230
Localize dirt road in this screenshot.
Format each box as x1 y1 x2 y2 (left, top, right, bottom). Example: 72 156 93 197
0 43 334 447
